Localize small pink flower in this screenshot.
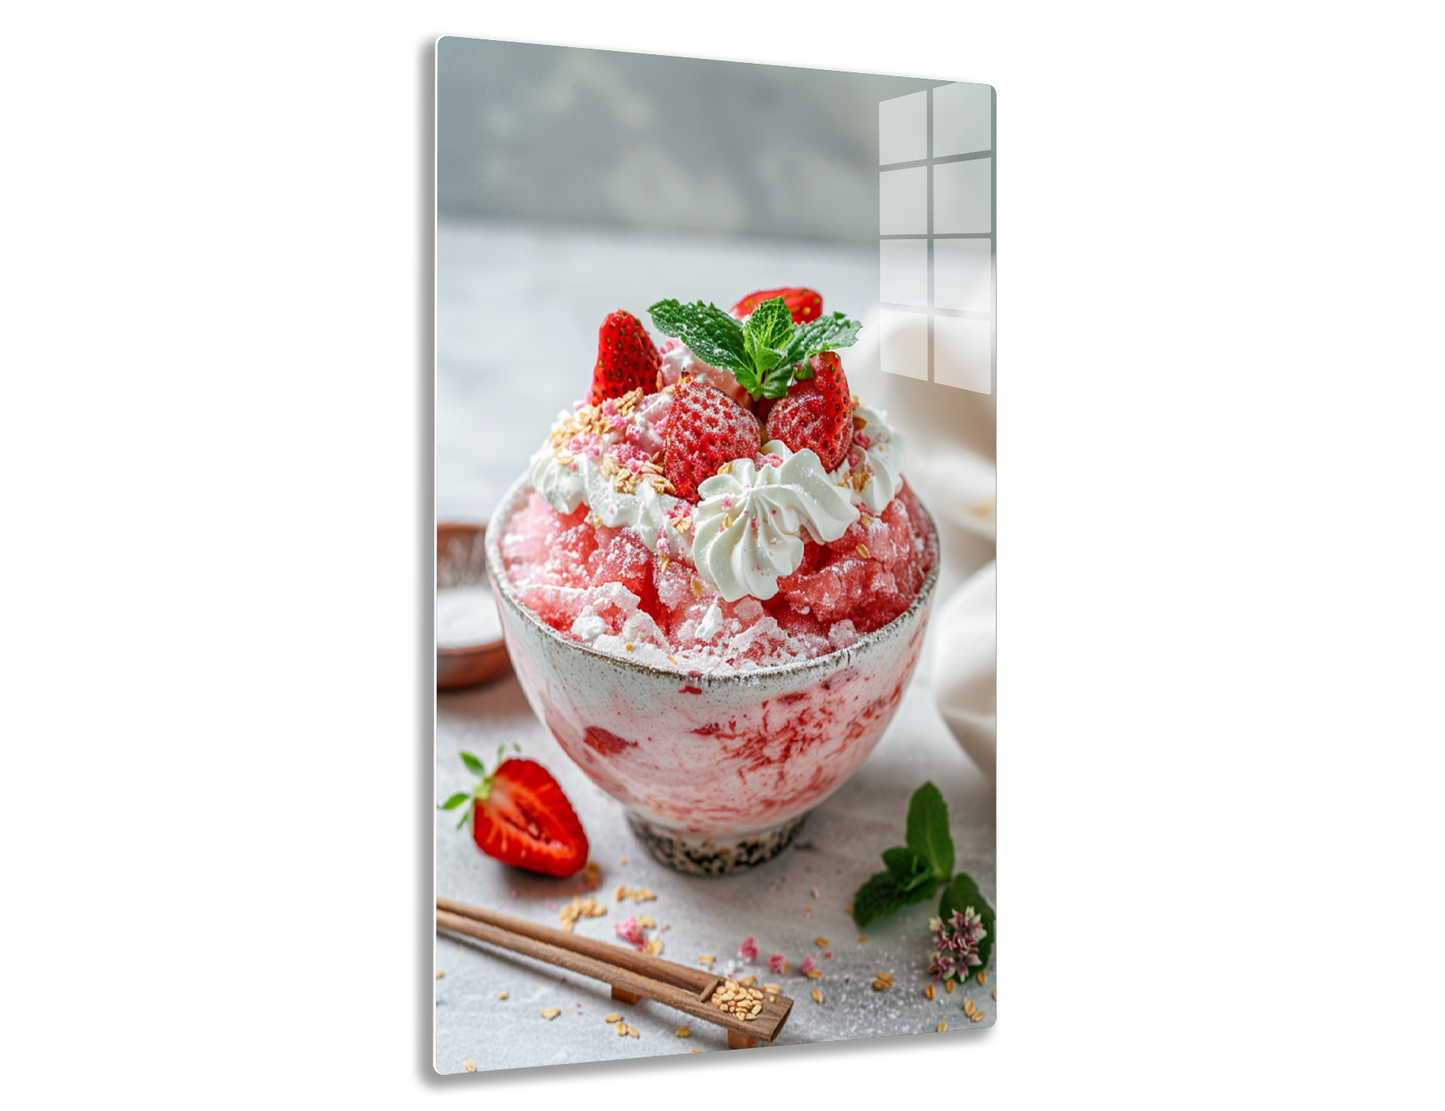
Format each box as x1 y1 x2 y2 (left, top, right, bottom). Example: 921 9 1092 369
769 953 787 973
739 936 758 961
799 955 818 976
615 915 646 951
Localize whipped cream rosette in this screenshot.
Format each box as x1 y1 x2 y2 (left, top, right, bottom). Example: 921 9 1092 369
689 445 859 602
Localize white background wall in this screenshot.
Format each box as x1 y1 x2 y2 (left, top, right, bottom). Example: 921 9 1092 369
2 2 1441 1107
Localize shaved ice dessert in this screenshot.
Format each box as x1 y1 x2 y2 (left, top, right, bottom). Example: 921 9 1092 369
497 289 936 675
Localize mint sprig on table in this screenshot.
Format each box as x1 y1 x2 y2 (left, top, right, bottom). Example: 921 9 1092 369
851 782 995 972
648 296 862 401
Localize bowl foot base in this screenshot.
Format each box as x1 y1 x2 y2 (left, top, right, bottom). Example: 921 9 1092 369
626 812 808 875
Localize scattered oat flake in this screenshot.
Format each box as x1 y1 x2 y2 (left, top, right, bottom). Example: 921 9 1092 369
498 992 508 1000
628 1025 640 1038
945 980 955 994
539 1008 561 1020
738 974 757 987
978 970 987 985
925 984 936 1001
676 1025 691 1037
762 983 782 994
858 936 868 943
691 1048 701 1053
697 955 715 964
844 905 853 916
638 914 656 929
971 1010 984 1023
604 1012 622 1023
644 936 664 956
615 884 628 901
814 937 828 947
992 988 997 1000
615 1021 628 1036
936 1021 947 1033
811 988 823 1004
463 1060 476 1072
435 970 444 979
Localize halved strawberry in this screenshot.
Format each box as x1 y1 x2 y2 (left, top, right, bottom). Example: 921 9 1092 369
663 379 762 501
589 310 661 405
764 351 852 472
730 287 823 324
440 749 589 877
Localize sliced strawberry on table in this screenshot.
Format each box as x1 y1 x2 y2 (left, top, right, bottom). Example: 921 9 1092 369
764 350 853 472
589 309 662 405
730 287 824 324
662 378 762 501
439 749 589 877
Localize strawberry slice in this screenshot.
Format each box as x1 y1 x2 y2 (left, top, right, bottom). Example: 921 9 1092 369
589 310 662 405
763 350 852 472
440 750 589 877
663 379 762 501
730 287 823 324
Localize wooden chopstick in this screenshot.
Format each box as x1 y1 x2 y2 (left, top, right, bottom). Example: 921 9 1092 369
436 896 793 1044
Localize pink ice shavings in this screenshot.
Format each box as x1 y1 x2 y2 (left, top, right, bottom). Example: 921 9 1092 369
799 955 818 976
738 936 758 961
615 915 646 951
769 953 787 973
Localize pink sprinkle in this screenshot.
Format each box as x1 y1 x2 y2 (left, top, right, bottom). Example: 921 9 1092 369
739 936 758 961
545 900 557 911
510 889 518 899
764 454 783 466
824 951 833 959
810 886 820 900
615 915 646 951
769 953 787 973
799 955 818 976
855 433 871 449
722 495 734 509
660 923 671 932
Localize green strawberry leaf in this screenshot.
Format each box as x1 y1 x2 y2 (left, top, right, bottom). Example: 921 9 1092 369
648 300 750 379
460 751 485 776
939 871 996 973
438 793 469 811
905 781 954 881
881 846 937 894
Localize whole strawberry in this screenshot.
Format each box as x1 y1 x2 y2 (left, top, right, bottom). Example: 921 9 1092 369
439 749 590 877
731 287 824 324
764 351 852 472
663 379 762 501
589 310 661 405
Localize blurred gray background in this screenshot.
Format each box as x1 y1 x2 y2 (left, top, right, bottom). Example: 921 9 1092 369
438 37 940 243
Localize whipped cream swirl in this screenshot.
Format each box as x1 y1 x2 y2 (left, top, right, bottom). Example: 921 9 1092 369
690 444 859 602
830 404 906 514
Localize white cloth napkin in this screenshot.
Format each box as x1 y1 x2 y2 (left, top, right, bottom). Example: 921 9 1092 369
929 561 996 780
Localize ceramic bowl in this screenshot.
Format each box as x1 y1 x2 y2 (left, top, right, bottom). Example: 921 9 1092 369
436 523 511 690
485 475 939 874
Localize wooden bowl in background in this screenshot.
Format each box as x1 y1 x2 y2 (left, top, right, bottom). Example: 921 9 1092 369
436 522 511 690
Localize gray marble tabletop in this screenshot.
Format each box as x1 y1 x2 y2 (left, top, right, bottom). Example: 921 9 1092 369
435 219 996 1074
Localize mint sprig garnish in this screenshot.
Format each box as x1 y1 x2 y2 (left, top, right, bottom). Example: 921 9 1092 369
648 296 861 401
849 782 996 966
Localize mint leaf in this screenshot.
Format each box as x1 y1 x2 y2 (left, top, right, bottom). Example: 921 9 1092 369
851 871 908 928
741 296 794 382
882 846 937 894
905 781 954 880
438 793 469 811
648 300 750 379
939 871 995 972
460 750 485 776
783 311 862 369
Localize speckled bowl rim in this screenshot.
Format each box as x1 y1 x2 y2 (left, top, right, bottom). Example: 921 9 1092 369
483 471 939 689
